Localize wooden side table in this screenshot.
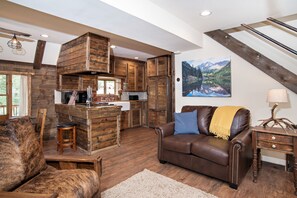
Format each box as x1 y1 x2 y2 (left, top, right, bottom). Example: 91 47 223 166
252 126 297 195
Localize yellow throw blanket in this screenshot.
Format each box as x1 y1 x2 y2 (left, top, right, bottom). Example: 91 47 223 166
209 106 244 140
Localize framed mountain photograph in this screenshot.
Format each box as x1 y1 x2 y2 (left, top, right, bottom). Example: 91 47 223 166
182 57 231 97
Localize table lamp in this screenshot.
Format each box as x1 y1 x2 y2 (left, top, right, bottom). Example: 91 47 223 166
259 89 294 130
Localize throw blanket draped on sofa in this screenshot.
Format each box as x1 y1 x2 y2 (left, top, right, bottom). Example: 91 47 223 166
209 106 243 140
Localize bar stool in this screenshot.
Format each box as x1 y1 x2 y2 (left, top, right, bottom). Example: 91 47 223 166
57 122 77 154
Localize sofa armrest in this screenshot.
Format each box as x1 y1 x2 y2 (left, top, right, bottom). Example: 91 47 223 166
230 128 252 151
229 128 253 187
0 192 57 198
44 153 102 178
155 122 174 162
155 122 175 137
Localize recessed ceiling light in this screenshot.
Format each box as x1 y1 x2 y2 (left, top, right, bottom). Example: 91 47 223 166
134 57 139 60
110 45 116 49
200 10 212 16
40 34 49 38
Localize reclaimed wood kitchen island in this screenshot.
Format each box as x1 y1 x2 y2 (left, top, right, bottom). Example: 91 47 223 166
55 104 121 155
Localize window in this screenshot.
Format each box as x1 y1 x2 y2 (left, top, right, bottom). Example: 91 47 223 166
97 79 116 95
0 74 29 120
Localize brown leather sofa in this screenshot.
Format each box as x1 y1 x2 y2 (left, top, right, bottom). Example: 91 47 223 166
156 105 252 189
0 116 100 198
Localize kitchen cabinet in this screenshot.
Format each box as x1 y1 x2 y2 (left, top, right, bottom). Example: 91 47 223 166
120 111 130 130
112 57 145 91
146 55 171 77
147 76 171 127
113 58 128 77
141 101 148 127
130 101 142 127
127 62 145 92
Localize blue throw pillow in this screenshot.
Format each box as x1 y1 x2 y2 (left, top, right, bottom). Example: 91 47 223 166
174 110 199 135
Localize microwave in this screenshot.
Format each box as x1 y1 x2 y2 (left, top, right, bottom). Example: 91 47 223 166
61 91 88 104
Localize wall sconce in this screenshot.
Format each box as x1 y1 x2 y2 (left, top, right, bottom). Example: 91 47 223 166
259 89 294 130
7 34 22 49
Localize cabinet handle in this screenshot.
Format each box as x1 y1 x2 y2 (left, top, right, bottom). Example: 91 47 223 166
272 136 276 140
272 144 276 149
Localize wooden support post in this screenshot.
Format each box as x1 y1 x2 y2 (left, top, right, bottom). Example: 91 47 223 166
241 24 297 55
33 40 46 69
205 29 297 94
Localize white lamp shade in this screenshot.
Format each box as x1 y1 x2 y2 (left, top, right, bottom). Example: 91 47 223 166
267 89 288 103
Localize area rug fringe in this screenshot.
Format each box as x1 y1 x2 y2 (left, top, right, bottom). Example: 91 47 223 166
101 169 217 198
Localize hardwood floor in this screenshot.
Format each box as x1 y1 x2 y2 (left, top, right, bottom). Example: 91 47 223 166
44 127 296 198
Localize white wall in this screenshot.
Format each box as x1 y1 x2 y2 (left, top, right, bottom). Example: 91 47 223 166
0 37 60 65
174 34 297 165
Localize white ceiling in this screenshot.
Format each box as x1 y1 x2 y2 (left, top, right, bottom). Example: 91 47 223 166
1 0 297 61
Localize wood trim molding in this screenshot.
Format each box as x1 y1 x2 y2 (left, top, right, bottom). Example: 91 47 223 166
33 40 46 69
205 29 297 94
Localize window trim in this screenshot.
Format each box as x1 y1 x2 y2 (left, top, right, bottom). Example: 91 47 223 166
0 73 31 120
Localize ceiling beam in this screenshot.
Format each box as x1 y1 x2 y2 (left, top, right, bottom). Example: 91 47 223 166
206 29 297 94
33 40 46 69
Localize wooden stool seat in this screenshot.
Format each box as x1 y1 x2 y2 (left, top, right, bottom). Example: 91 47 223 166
57 122 77 154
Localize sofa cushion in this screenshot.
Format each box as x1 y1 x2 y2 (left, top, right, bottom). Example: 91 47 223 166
5 116 47 180
15 168 99 198
181 106 215 135
0 126 25 191
191 136 230 166
174 110 199 135
163 134 205 154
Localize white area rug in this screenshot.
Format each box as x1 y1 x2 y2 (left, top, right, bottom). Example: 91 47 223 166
101 169 217 198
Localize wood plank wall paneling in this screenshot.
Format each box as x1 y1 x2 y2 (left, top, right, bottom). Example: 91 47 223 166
31 65 57 140
0 60 57 140
205 29 297 94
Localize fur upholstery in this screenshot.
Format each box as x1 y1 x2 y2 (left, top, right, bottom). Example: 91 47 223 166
0 126 25 191
0 117 100 197
15 168 99 198
5 116 47 180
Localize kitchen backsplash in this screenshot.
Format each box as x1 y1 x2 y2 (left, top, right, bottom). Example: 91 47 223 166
121 92 147 101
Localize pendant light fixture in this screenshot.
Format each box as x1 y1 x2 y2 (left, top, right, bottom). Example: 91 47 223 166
7 34 22 49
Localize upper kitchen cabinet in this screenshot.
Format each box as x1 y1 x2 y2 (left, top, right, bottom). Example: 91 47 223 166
127 61 145 92
112 57 145 92
146 55 171 77
113 57 128 77
57 32 110 75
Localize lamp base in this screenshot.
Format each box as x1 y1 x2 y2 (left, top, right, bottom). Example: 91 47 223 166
259 117 295 130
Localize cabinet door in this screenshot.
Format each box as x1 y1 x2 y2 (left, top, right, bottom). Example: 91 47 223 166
130 101 142 127
136 63 145 91
120 111 130 130
147 58 157 77
131 109 141 127
127 63 136 91
147 77 157 110
141 101 148 127
156 77 168 110
148 110 167 128
114 59 127 77
157 56 169 76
